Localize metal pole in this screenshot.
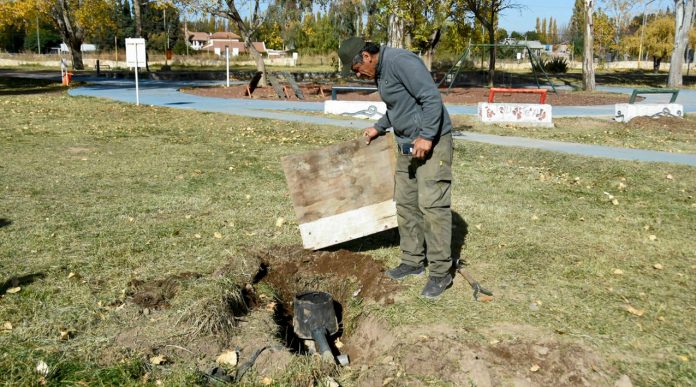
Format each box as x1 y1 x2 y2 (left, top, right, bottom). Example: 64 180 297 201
164 8 168 67
36 14 41 54
226 46 230 87
115 35 118 66
638 0 656 70
135 43 140 106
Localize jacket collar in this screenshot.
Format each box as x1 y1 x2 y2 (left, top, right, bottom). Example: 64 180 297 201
375 45 386 84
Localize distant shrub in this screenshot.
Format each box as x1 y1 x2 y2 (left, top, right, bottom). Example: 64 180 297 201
542 57 569 73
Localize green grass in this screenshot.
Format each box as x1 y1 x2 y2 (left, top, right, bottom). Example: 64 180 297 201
452 115 696 154
1 79 695 385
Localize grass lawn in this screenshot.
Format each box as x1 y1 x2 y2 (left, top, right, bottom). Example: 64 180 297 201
1 78 695 385
452 115 696 154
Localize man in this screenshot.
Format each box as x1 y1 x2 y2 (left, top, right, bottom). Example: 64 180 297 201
349 42 454 299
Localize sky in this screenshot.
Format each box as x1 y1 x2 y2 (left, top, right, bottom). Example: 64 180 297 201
498 0 669 34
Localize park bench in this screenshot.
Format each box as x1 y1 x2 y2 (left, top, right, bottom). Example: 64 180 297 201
488 88 548 104
628 88 679 104
331 86 378 100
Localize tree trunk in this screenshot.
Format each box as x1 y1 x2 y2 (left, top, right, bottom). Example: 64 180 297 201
582 0 596 91
52 0 84 70
246 38 268 85
422 29 441 71
226 0 268 86
667 0 696 87
133 0 142 38
654 56 662 73
388 13 404 48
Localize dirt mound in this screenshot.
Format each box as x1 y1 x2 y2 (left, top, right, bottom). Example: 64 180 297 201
344 319 609 386
627 115 696 132
257 245 400 306
181 85 629 106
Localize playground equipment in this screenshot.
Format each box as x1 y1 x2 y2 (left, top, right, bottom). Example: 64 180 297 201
478 87 554 128
439 43 558 95
615 88 683 122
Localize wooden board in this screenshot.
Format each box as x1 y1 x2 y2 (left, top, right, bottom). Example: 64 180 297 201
281 134 397 250
283 72 305 100
267 73 287 99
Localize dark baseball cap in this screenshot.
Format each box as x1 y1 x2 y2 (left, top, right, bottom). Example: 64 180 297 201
338 37 365 76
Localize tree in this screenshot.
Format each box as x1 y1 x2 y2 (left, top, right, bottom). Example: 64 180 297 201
593 8 616 60
455 0 522 86
668 0 696 87
630 15 674 72
583 0 596 90
178 0 271 85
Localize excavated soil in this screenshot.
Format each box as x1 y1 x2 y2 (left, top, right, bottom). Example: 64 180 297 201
181 84 631 106
626 115 696 133
344 318 611 386
128 272 202 309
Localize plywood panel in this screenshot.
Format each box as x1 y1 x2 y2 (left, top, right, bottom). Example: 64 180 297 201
281 134 397 249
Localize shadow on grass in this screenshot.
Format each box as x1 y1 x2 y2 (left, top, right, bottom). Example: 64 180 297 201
0 273 45 294
323 210 469 260
0 77 64 95
0 218 11 228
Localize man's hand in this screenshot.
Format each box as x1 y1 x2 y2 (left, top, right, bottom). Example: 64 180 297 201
363 127 380 145
412 137 433 159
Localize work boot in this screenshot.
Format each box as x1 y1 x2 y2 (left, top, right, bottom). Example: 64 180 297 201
385 263 424 280
421 274 453 299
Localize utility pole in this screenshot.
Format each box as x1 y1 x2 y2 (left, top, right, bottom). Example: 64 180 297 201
638 0 656 69
36 14 41 54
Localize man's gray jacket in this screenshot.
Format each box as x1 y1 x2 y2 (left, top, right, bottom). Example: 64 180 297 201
373 46 452 145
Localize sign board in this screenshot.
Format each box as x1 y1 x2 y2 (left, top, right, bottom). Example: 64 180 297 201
281 134 397 250
125 38 146 68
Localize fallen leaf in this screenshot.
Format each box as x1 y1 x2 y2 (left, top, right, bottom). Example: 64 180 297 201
150 355 167 365
657 316 665 321
530 364 540 372
6 287 20 294
489 339 500 345
2 322 12 331
479 295 494 302
649 235 657 241
335 338 344 349
382 377 394 386
475 224 482 230
653 263 663 270
678 355 689 362
275 217 285 227
611 199 619 206
260 377 273 385
618 182 627 190
666 174 673 180
213 232 222 239
613 269 624 275
67 272 76 279
265 302 277 312
35 361 49 376
245 194 251 200
643 225 650 230
216 350 238 366
194 234 201 239
59 329 72 341
624 305 645 317
531 214 539 220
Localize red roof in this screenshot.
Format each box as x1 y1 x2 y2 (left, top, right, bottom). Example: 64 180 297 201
201 40 267 54
210 31 241 40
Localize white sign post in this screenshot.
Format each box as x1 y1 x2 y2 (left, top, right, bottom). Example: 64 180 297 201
125 38 146 105
225 46 230 87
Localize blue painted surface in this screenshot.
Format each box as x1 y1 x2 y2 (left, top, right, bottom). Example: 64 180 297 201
68 76 696 166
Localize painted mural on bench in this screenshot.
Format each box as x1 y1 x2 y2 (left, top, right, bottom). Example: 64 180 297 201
478 102 554 128
324 101 387 120
614 103 684 123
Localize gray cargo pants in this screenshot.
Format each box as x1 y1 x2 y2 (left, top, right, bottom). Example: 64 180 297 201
394 133 453 277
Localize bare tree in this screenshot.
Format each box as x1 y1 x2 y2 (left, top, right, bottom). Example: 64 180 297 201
181 0 269 85
583 0 596 90
668 0 696 87
459 0 522 86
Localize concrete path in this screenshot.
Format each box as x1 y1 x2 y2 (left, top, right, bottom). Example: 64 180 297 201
65 76 696 167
